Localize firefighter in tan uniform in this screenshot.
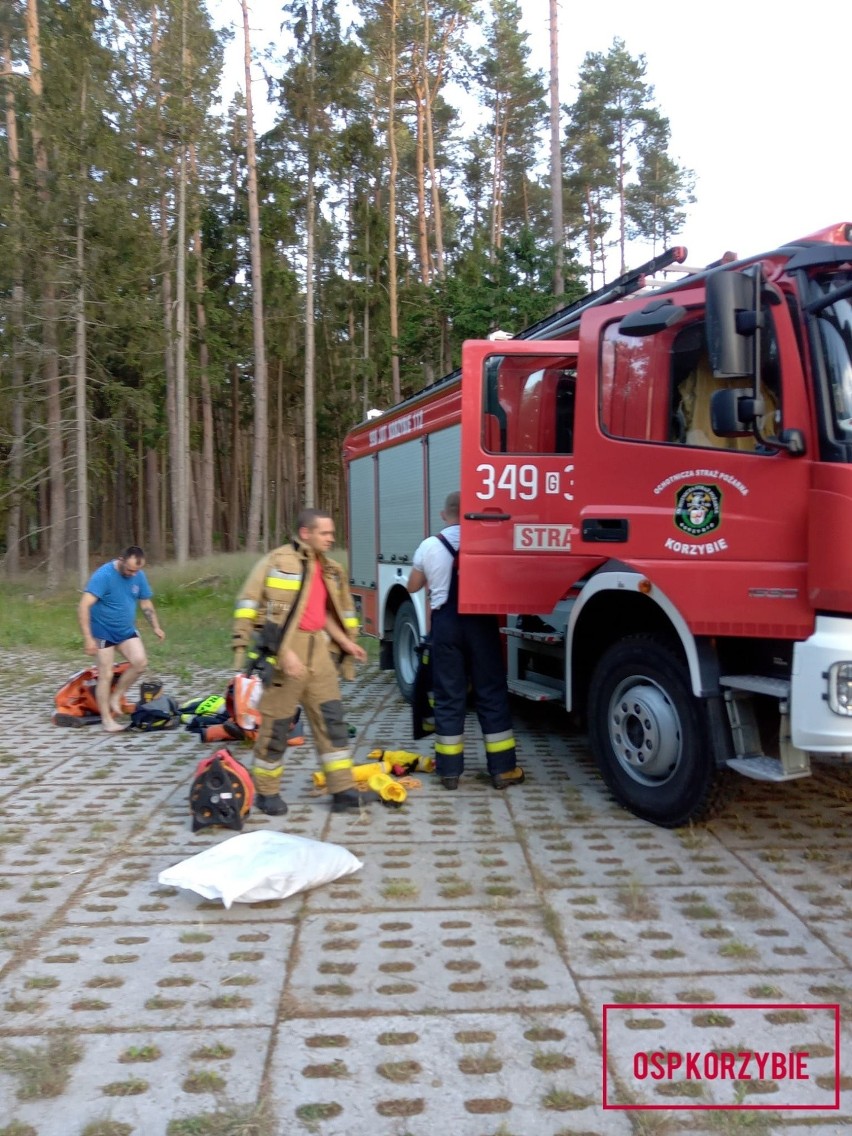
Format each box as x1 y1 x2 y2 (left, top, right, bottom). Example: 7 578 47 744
232 509 370 815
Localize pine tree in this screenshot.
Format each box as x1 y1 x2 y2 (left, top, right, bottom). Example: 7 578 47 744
564 38 693 281
626 115 695 254
475 0 547 259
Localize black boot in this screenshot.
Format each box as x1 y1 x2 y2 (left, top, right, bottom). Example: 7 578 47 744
255 793 288 816
331 788 379 813
491 766 525 791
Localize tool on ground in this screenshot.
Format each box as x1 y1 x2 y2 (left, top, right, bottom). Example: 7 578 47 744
189 748 255 832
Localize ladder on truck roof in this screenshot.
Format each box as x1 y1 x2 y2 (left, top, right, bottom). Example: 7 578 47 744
517 244 689 343
359 245 693 422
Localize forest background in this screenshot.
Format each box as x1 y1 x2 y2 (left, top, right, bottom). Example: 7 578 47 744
0 0 696 590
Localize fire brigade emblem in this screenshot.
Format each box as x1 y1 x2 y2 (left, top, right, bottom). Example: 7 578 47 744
674 484 721 536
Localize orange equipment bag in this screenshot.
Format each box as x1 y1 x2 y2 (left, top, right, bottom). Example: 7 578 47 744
229 674 263 734
196 675 263 744
189 748 255 833
53 663 136 727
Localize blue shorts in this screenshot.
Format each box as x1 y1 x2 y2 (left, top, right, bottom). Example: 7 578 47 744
95 631 139 650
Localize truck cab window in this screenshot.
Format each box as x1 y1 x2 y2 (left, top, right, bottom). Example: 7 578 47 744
809 272 852 442
483 354 577 454
669 319 782 451
601 317 783 450
600 326 671 442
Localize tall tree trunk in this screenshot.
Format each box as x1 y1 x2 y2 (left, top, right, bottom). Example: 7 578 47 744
145 449 164 562
275 358 284 545
189 144 214 557
153 13 177 556
242 0 268 548
229 362 241 549
26 0 66 590
137 434 144 545
413 84 429 285
387 0 401 402
303 0 318 507
422 0 445 280
617 122 627 275
173 138 189 561
362 221 371 417
2 30 24 576
490 98 507 261
548 0 564 303
75 73 90 588
173 0 189 562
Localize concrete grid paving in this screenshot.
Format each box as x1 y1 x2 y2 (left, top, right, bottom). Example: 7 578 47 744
0 648 850 1135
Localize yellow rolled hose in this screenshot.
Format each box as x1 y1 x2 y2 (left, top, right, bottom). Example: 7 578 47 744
368 772 407 804
312 759 390 789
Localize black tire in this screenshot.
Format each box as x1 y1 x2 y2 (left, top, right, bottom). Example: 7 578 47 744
588 636 725 828
393 599 421 703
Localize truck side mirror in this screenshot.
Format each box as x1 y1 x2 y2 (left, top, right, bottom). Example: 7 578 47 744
710 388 807 455
710 387 760 436
706 269 756 378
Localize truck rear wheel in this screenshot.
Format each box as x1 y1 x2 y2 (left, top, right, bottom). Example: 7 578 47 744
393 600 420 703
588 636 724 828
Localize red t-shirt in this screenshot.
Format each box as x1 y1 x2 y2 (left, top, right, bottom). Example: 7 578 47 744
299 568 328 632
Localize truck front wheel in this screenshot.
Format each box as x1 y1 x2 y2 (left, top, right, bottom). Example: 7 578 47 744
393 600 420 703
588 636 723 828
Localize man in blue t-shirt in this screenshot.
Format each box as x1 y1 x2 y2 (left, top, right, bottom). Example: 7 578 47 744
78 545 166 732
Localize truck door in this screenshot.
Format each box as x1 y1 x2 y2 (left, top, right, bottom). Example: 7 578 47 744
458 340 599 614
582 292 814 635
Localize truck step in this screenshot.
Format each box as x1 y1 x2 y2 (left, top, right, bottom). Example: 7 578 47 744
720 674 791 699
507 678 562 702
726 756 810 782
502 627 565 644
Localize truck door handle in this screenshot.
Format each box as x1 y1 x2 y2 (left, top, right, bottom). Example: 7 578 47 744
465 511 511 521
582 518 629 542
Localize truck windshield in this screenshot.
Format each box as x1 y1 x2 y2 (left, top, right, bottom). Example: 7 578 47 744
810 271 852 442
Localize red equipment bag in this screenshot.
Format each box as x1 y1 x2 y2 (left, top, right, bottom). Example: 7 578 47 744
52 663 136 727
189 748 255 833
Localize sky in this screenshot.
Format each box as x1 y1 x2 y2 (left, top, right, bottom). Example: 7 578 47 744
516 0 852 268
217 0 852 274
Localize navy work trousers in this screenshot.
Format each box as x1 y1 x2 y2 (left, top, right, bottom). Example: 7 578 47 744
430 603 516 779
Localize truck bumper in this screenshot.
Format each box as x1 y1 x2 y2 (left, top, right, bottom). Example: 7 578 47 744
791 614 852 755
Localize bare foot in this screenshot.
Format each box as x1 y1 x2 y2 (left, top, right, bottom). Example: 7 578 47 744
109 699 125 717
102 721 126 734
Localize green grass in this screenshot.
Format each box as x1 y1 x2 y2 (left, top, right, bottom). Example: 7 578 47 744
0 1031 84 1099
0 550 378 681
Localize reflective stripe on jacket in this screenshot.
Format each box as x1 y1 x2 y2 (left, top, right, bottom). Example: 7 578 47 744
232 541 360 678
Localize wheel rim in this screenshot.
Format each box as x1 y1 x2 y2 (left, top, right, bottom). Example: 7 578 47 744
397 617 418 687
606 675 682 785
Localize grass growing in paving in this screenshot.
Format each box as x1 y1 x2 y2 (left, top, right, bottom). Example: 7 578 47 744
165 1098 276 1135
0 1030 83 1099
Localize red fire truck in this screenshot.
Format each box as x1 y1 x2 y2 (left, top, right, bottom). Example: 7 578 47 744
343 223 852 826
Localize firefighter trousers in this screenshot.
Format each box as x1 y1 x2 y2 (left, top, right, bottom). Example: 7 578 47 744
252 629 355 796
430 605 516 779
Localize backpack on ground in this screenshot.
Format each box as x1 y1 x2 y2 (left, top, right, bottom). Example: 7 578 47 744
53 664 135 727
179 694 230 735
129 694 181 731
189 748 255 832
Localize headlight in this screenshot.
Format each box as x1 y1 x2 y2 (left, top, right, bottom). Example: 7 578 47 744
827 662 852 715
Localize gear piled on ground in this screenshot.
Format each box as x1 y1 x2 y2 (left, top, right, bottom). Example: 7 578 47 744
189 748 255 832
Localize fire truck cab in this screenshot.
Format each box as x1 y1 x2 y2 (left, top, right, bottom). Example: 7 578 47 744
343 224 852 827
